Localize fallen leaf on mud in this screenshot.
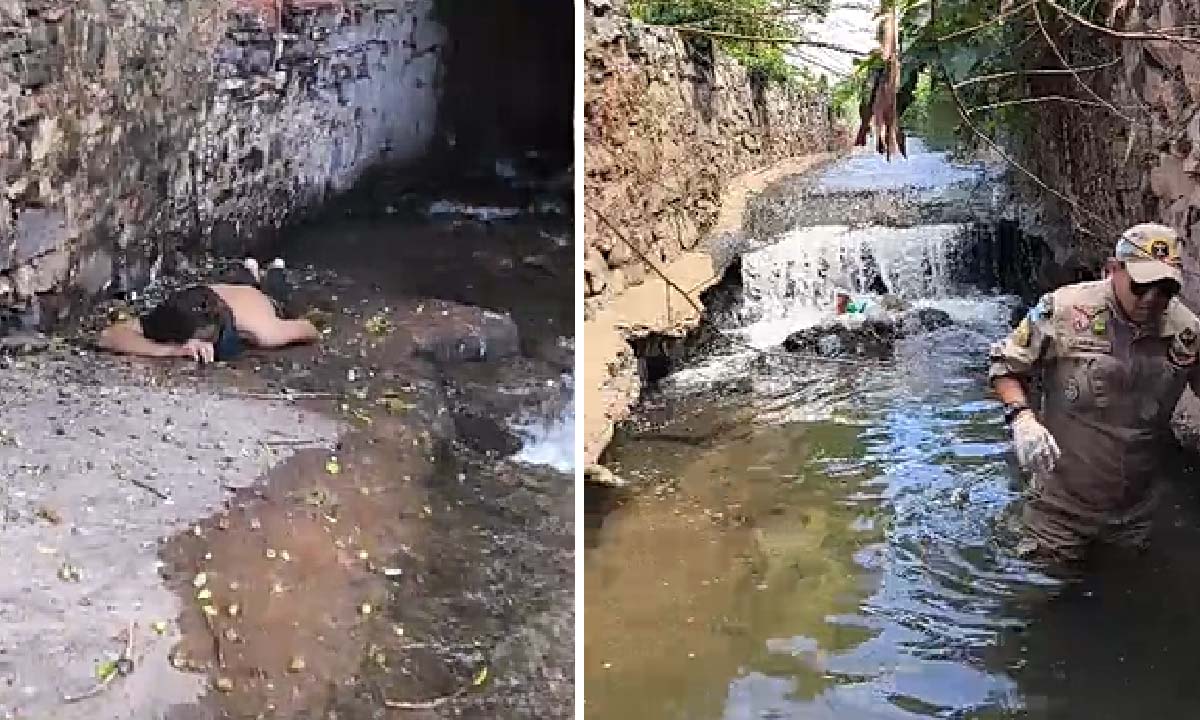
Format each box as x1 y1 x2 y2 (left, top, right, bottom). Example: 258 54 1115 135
192 573 208 589
36 506 62 524
288 655 307 673
305 487 333 506
96 660 118 682
306 309 333 329
364 313 393 336
379 397 414 415
326 458 341 475
472 667 489 686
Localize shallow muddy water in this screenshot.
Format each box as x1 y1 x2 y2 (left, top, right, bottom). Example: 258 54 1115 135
585 145 1200 720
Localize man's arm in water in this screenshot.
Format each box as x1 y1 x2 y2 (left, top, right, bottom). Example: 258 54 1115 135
98 320 214 362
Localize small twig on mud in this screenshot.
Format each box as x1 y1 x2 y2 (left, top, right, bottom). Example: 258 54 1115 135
207 614 225 669
384 688 466 711
130 477 170 501
241 391 336 400
63 621 137 704
261 437 330 446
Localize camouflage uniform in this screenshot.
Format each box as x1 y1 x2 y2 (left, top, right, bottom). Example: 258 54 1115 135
989 276 1200 562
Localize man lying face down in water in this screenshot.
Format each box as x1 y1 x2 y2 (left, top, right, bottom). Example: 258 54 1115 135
98 259 320 362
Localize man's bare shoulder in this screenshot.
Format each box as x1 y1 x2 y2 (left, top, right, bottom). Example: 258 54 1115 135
207 283 270 307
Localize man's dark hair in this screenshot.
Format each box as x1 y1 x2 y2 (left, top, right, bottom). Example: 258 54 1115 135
140 286 231 343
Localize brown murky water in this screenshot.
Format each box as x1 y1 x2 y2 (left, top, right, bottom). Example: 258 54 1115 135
585 290 1200 720
148 195 574 718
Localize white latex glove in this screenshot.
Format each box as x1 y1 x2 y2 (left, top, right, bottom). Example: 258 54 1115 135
1011 411 1060 477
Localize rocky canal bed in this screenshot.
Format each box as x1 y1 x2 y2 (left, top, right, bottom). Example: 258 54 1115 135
0 201 575 719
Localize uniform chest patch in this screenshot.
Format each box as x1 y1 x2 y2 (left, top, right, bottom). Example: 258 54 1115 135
1065 336 1113 354
1071 305 1109 336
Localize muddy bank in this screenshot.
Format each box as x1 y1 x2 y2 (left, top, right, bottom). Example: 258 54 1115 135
583 155 839 468
1 188 574 719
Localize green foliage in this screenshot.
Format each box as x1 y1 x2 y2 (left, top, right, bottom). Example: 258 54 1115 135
630 0 832 84
886 0 1116 152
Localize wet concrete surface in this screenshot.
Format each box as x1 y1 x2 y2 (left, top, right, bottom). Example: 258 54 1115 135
1 194 574 719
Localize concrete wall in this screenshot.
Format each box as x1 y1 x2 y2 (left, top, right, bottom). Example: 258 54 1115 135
582 0 844 316
0 0 443 309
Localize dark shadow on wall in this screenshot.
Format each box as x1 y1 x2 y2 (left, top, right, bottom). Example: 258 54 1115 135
430 0 574 177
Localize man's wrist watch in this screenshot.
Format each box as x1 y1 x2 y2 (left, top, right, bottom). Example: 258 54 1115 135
1003 402 1031 426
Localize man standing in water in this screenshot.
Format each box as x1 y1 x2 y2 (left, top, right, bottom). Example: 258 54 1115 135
990 223 1200 563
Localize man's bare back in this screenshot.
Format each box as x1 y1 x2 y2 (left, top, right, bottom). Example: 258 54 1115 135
99 280 318 363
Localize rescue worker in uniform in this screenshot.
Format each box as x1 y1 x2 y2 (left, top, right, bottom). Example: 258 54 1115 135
989 223 1200 563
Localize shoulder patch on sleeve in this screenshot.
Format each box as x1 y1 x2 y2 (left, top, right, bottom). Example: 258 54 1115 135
1013 318 1032 347
1027 294 1054 322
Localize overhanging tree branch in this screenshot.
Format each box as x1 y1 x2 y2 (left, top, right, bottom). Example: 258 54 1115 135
1043 0 1200 43
951 57 1120 88
936 59 1115 236
647 24 870 55
965 94 1108 113
937 1 1033 42
1032 0 1141 125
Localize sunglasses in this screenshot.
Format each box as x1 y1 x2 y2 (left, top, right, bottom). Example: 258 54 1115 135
1117 262 1180 298
1129 278 1181 298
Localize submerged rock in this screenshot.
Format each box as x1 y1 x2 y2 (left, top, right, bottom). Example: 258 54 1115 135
782 304 955 359
900 307 953 333
783 318 900 359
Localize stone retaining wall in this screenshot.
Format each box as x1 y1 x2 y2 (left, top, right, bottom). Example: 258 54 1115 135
582 0 845 315
0 0 442 313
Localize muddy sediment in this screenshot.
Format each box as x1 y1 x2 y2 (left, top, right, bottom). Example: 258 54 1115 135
0 189 574 719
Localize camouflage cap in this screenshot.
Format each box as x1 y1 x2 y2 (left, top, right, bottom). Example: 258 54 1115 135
1115 223 1184 286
